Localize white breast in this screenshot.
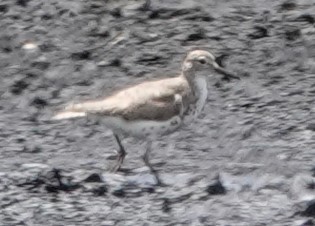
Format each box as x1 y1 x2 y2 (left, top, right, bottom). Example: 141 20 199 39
194 75 208 116
183 75 208 124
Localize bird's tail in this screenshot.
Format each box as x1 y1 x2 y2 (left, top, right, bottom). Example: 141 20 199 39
52 101 104 120
52 111 86 120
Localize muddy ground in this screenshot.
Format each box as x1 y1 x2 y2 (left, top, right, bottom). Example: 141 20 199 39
0 0 315 225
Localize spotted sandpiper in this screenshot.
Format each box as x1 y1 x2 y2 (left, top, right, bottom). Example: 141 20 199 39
52 50 239 185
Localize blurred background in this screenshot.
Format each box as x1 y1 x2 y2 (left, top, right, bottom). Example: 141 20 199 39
0 0 315 225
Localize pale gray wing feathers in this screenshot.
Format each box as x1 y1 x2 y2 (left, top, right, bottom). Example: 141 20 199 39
52 76 190 121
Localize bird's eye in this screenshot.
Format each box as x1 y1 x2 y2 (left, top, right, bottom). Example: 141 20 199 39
199 59 206 64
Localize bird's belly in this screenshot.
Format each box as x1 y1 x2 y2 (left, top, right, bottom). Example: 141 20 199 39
182 96 207 123
100 116 182 138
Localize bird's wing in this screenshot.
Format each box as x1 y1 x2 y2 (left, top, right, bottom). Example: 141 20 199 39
55 76 190 121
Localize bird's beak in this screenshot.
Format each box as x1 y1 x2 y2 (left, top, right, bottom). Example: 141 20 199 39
212 62 240 80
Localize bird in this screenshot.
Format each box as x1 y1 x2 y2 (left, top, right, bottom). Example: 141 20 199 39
52 50 239 186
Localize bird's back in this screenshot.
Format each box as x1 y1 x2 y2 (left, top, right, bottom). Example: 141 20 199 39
53 75 191 121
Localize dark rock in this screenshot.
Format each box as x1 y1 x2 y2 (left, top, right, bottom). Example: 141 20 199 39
248 26 268 39
297 14 315 24
31 59 50 70
75 79 93 86
186 30 206 42
92 185 108 196
306 124 315 131
0 4 8 13
109 58 121 67
71 50 91 60
240 102 255 108
25 71 40 79
148 10 159 19
300 200 315 217
137 55 164 65
41 13 53 20
112 187 126 197
45 184 61 193
301 219 315 226
110 8 122 18
279 1 296 11
285 29 301 41
162 198 171 213
3 45 12 53
16 0 29 7
10 79 29 95
16 138 25 143
90 27 110 38
206 177 227 195
307 180 315 190
84 173 103 183
141 186 155 193
31 97 48 108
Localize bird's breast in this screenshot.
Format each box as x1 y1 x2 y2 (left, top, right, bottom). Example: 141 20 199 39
183 75 208 120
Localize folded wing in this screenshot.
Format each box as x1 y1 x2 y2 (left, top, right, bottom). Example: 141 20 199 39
52 76 190 121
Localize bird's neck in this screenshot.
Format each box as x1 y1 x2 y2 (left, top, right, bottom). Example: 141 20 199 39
181 69 208 117
182 68 208 95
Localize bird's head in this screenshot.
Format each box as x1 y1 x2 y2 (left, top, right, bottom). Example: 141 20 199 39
182 50 239 80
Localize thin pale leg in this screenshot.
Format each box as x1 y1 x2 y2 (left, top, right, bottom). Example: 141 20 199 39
143 141 164 186
174 94 184 117
111 133 126 172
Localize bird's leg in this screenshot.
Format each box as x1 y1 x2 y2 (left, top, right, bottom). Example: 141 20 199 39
143 141 164 186
111 133 126 172
174 94 184 118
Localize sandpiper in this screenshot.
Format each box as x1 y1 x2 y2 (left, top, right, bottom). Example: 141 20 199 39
53 50 239 185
